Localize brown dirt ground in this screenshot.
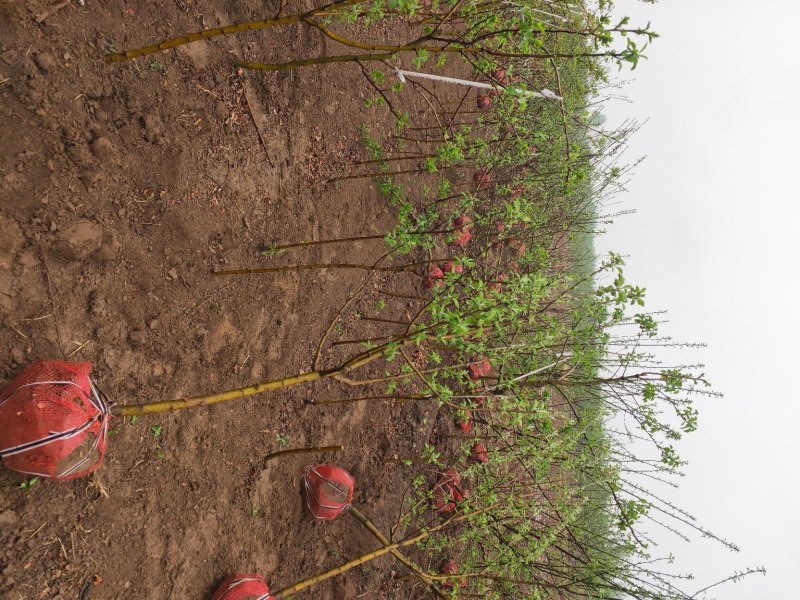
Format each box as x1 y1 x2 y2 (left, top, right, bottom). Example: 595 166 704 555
0 1 466 598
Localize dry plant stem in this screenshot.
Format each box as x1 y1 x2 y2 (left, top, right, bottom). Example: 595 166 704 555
358 61 403 121
331 335 396 346
105 0 361 62
272 507 491 598
268 233 388 251
314 251 393 369
213 257 452 277
354 153 437 165
334 361 466 387
243 80 275 168
313 395 428 405
212 262 414 276
400 347 446 405
331 166 429 182
36 0 70 24
236 53 394 71
382 455 458 464
379 290 427 301
393 134 449 144
349 507 448 599
263 445 343 464
360 316 410 325
270 230 456 247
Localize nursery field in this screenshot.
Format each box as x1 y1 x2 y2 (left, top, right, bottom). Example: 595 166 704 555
0 1 745 599
0 2 429 598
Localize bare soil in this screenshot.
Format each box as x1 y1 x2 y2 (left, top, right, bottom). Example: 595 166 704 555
0 1 456 598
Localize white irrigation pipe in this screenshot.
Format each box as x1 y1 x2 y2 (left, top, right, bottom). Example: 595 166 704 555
557 1 586 17
503 2 567 25
511 355 573 384
529 7 569 22
394 68 562 100
475 355 573 396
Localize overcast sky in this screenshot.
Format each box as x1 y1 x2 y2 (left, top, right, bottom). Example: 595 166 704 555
596 0 800 597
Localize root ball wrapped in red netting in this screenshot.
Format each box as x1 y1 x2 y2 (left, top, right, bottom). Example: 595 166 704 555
301 464 355 521
210 574 272 600
433 468 464 513
0 360 110 480
470 442 489 464
423 264 445 290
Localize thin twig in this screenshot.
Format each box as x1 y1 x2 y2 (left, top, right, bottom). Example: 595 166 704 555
36 0 70 24
9 324 28 339
263 445 343 464
68 340 90 357
243 79 275 168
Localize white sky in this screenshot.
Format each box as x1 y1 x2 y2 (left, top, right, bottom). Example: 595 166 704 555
597 0 800 597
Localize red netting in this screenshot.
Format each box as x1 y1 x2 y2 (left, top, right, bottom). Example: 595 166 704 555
210 574 272 600
433 468 464 513
468 358 492 381
469 442 489 465
456 414 473 434
440 559 459 592
0 360 110 481
301 464 355 521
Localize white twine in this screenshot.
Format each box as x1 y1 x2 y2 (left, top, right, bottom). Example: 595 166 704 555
394 68 562 100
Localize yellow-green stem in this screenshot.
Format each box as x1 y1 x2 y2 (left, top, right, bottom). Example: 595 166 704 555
105 0 361 63
110 371 324 417
272 507 490 598
111 328 424 416
349 507 448 599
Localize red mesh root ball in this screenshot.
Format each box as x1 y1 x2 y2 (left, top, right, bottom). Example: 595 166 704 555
456 415 472 434
440 559 460 592
210 574 272 600
449 215 473 248
433 468 465 513
441 261 464 275
469 442 489 465
0 361 110 480
423 264 445 290
472 168 492 188
301 464 355 521
468 358 492 381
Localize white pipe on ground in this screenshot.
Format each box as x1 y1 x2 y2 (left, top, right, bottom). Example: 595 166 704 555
394 68 563 100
